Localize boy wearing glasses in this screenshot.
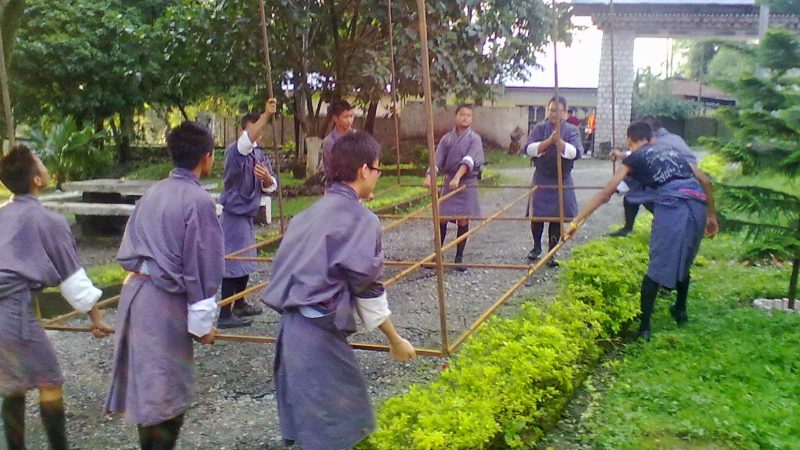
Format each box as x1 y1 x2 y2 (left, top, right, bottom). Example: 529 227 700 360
263 132 415 450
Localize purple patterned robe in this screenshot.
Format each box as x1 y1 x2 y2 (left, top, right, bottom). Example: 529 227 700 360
105 168 224 426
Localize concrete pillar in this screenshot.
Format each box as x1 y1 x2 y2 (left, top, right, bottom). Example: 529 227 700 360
596 29 636 151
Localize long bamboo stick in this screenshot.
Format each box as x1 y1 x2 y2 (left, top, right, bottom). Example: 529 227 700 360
0 24 14 150
415 0 450 355
257 0 287 233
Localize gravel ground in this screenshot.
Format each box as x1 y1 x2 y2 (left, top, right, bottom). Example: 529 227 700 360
15 157 627 449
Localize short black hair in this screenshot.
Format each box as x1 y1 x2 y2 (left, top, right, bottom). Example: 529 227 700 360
329 99 353 117
0 144 39 195
241 112 261 130
329 131 382 183
166 121 215 170
455 104 473 115
548 96 567 110
640 115 662 131
627 121 653 143
568 108 575 114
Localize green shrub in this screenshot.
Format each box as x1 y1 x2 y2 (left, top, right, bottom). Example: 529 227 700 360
362 231 649 449
25 117 112 188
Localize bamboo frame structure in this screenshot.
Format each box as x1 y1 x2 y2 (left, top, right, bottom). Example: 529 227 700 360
40 0 611 361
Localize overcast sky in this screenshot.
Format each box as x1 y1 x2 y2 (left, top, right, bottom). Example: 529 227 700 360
508 17 682 88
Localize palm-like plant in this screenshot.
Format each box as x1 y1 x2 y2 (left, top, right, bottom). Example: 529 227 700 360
24 116 111 189
705 29 800 308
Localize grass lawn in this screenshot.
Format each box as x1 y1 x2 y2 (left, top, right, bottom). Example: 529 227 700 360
573 234 800 449
485 148 530 169
0 184 10 201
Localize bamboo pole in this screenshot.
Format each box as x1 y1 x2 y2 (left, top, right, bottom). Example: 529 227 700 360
448 239 566 353
553 0 566 244
0 22 14 150
381 185 464 233
217 281 269 308
396 183 605 190
609 0 617 175
215 333 444 357
44 295 122 326
417 0 450 355
377 215 576 222
387 0 402 184
225 233 283 259
257 0 286 233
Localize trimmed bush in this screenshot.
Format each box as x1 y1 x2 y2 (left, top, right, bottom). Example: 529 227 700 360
362 230 651 449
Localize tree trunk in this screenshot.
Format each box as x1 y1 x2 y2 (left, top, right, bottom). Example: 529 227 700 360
788 258 799 310
364 98 379 134
117 111 134 164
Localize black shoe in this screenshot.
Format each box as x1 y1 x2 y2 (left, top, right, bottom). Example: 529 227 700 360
233 303 264 317
454 256 467 272
217 315 254 329
669 303 689 326
527 247 542 261
608 227 632 237
547 257 560 268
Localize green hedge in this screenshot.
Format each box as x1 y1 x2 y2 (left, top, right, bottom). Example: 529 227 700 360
362 227 651 449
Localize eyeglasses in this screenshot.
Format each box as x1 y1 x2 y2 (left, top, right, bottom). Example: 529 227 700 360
367 165 382 176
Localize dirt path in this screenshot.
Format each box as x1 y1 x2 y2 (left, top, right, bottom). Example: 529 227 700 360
22 157 626 449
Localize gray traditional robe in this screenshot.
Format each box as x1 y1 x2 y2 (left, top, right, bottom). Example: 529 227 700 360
262 182 382 450
435 127 485 219
321 128 353 188
525 121 584 219
219 140 276 278
623 148 707 289
0 196 95 394
105 168 224 426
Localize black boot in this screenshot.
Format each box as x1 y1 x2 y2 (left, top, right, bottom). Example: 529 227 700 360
638 275 659 341
609 197 639 237
547 223 561 268
528 222 544 261
139 414 184 450
2 394 25 450
40 397 68 450
454 223 469 272
671 277 690 325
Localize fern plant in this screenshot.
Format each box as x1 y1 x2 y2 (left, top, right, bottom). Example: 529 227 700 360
703 29 800 308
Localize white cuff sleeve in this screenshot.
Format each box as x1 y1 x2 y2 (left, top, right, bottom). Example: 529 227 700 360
59 268 102 313
188 296 220 337
355 291 391 331
460 156 475 171
526 142 543 157
261 178 278 193
617 180 630 193
562 143 577 160
237 131 255 156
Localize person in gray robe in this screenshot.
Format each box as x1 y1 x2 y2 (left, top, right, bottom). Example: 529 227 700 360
263 132 415 450
609 115 699 237
0 145 111 450
218 99 279 329
105 122 223 449
320 99 356 188
566 121 719 341
423 104 485 270
523 96 584 266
